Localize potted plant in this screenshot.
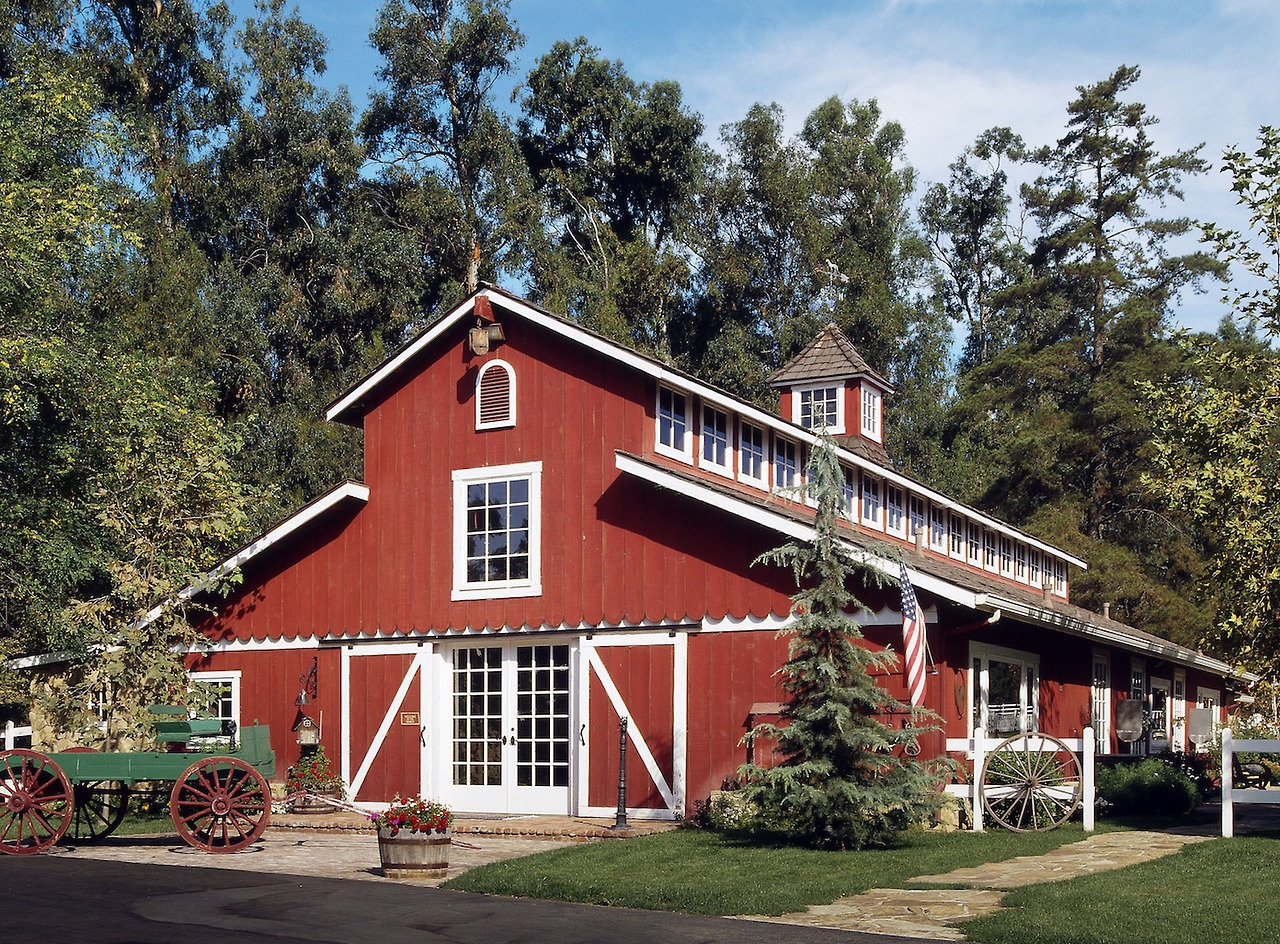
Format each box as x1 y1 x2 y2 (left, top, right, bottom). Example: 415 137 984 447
370 796 453 878
284 745 346 813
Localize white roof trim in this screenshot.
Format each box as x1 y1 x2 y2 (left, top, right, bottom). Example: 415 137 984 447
327 287 1083 569
132 482 371 631
615 451 978 610
975 593 1236 677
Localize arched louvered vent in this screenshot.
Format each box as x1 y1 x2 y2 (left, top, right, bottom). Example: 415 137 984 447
476 360 515 429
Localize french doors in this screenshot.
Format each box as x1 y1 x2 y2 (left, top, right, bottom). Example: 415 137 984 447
446 642 574 814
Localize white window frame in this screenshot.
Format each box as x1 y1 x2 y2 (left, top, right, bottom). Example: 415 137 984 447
970 642 1040 740
860 474 883 530
699 404 734 478
908 496 926 542
655 386 693 463
860 382 882 442
1091 650 1110 753
1015 542 1028 583
983 529 998 572
998 536 1014 578
452 461 543 601
1029 548 1044 589
885 484 906 538
966 521 982 566
188 670 241 740
840 466 857 519
738 422 768 488
928 504 947 552
793 383 844 434
475 358 516 430
774 437 800 492
1052 558 1068 597
949 513 965 561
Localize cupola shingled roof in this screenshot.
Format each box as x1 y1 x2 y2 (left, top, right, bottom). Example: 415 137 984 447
767 322 894 392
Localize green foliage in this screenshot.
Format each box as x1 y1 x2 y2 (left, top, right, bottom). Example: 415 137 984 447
739 437 946 850
1096 758 1201 817
1145 127 1280 676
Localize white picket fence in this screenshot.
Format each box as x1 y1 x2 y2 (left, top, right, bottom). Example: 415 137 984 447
3 720 33 750
1221 729 1280 837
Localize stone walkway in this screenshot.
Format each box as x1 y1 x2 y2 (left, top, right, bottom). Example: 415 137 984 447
745 828 1216 941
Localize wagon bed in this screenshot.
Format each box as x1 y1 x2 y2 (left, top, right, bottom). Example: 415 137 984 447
1 709 275 856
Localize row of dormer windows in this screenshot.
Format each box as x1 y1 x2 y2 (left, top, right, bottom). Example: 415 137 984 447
654 385 1068 598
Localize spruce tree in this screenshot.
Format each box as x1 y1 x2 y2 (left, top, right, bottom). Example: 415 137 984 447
740 436 945 849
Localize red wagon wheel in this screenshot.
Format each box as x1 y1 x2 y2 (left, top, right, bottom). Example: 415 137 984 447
0 750 73 855
170 756 270 854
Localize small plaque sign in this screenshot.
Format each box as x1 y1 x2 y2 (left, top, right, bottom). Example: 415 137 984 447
400 711 420 726
1188 706 1215 745
1115 699 1144 743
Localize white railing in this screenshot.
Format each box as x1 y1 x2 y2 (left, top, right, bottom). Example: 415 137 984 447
1221 730 1280 837
3 720 33 750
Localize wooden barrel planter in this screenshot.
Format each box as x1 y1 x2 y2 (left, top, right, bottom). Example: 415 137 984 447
377 827 451 878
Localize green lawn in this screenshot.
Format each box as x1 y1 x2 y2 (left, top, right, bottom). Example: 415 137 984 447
962 836 1280 944
444 825 1086 916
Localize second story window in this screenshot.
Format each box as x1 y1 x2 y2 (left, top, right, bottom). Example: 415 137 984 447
929 504 947 551
739 423 767 486
841 466 857 518
453 461 542 601
908 495 926 540
656 387 692 462
861 474 882 528
774 437 799 490
950 513 965 559
886 484 905 537
700 405 732 476
796 385 842 433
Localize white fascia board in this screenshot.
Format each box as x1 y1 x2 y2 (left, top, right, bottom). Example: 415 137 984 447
326 297 478 422
502 293 1083 571
615 452 978 610
132 482 371 631
975 593 1234 677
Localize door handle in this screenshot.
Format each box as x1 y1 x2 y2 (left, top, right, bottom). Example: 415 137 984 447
579 724 586 746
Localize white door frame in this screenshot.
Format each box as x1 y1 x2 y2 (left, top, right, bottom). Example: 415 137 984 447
1149 675 1172 752
339 642 435 806
578 631 687 820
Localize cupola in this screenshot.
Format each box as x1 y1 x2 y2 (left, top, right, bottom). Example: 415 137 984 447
768 323 894 457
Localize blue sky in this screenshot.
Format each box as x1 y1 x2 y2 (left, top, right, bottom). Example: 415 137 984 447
231 0 1280 333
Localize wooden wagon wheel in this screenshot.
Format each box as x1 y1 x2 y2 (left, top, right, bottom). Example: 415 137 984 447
980 733 1083 831
170 756 271 854
0 750 73 855
69 780 130 843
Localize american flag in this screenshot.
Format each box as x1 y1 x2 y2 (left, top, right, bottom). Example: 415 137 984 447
900 561 928 707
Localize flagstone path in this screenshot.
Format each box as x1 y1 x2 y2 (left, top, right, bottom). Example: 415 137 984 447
743 828 1215 940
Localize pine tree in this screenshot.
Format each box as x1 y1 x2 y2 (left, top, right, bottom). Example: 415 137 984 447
740 436 945 849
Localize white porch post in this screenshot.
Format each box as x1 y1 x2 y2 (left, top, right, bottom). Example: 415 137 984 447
972 734 985 832
1083 726 1095 832
1222 729 1234 838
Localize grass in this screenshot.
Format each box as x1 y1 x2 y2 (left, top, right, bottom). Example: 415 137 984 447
962 835 1280 944
444 825 1087 916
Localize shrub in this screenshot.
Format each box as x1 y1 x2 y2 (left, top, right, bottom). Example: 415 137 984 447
1096 758 1200 817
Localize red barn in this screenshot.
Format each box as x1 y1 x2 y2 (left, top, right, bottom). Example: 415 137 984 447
185 285 1243 818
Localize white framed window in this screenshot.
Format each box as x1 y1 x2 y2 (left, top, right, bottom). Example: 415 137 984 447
840 466 857 518
794 384 843 433
188 670 241 741
908 496 926 542
774 437 800 491
1091 652 1111 753
971 643 1040 739
475 359 516 430
1029 548 1044 589
929 504 947 552
966 521 982 565
1052 558 1067 597
738 422 767 487
699 405 733 477
949 513 965 560
860 382 882 442
998 536 1014 577
886 484 906 538
983 529 998 572
452 461 542 600
655 387 692 462
861 474 883 529
1015 543 1028 583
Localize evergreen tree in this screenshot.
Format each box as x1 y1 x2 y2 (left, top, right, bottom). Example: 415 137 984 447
740 437 945 850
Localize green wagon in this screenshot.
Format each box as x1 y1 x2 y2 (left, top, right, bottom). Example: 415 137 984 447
0 707 275 855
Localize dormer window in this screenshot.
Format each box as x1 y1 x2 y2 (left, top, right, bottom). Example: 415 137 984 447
656 386 692 462
476 359 516 430
860 383 882 442
795 385 843 433
699 405 733 477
